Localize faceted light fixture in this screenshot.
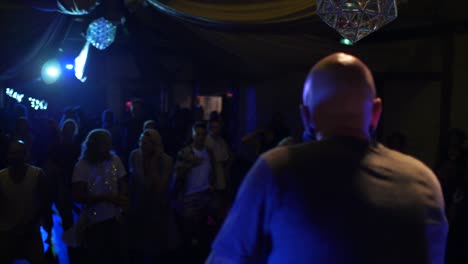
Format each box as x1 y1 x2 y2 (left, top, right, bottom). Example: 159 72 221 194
317 0 398 44
86 17 117 50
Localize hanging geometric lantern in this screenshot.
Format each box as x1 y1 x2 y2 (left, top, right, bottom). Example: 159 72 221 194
86 17 117 50
317 0 398 44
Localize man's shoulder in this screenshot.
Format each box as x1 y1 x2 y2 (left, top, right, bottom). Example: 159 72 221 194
261 142 320 171
377 144 435 176
378 145 447 229
376 144 442 199
29 165 43 173
259 145 296 175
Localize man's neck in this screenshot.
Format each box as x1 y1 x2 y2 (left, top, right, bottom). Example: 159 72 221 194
316 128 370 142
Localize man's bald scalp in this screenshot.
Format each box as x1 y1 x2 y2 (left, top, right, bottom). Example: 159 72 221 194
303 53 376 108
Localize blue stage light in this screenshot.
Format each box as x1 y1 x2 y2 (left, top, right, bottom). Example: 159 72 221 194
65 64 74 70
41 59 61 84
46 67 60 77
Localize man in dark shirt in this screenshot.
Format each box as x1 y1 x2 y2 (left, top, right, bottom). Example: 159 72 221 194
207 53 447 264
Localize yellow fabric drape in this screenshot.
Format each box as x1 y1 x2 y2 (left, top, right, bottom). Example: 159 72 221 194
147 0 317 24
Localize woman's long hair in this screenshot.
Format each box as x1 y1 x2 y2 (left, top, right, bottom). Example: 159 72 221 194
80 129 113 164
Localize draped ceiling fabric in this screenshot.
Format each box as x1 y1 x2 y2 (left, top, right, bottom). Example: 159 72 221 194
146 0 317 26
143 0 353 76
143 0 342 76
143 0 432 77
0 2 70 82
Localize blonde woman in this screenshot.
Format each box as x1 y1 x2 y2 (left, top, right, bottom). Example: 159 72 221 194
71 129 128 264
128 129 175 262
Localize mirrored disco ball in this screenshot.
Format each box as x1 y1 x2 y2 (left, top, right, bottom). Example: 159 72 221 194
317 0 398 44
86 17 117 50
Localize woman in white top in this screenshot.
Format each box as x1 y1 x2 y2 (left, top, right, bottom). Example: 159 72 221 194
71 129 128 264
128 129 175 262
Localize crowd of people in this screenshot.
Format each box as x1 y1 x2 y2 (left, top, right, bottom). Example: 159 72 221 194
0 52 464 264
0 97 245 263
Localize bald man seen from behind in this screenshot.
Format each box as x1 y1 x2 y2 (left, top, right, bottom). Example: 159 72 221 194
206 53 448 264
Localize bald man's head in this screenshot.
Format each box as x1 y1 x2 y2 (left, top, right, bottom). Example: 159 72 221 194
301 53 381 140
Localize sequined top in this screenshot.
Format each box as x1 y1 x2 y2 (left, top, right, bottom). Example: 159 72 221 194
72 155 127 224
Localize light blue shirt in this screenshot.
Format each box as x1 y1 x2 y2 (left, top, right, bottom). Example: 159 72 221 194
185 147 211 195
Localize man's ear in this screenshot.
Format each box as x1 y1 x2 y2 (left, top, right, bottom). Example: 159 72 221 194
370 97 382 130
300 104 311 133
